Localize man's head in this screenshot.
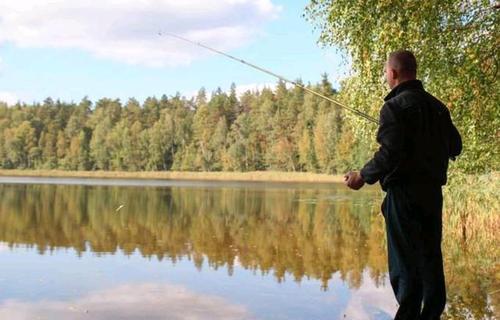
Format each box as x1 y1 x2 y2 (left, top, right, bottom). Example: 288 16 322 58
385 50 417 89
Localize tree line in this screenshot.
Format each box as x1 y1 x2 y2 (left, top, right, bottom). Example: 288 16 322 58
0 75 372 173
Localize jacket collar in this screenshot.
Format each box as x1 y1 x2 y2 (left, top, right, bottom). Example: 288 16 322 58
384 79 424 101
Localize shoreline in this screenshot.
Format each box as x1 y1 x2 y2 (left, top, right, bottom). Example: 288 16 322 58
0 169 345 184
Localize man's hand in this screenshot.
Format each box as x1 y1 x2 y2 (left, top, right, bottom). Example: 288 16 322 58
344 171 365 190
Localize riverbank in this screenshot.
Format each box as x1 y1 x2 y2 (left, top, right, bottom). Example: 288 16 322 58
0 169 345 184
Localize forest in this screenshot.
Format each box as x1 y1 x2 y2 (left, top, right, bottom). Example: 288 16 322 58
0 77 363 174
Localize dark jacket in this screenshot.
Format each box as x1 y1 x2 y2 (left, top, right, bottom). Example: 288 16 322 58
360 80 462 190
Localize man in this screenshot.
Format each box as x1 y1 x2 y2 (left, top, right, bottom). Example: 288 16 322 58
344 50 462 319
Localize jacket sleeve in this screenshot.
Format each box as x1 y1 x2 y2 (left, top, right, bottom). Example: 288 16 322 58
360 102 405 184
448 114 462 160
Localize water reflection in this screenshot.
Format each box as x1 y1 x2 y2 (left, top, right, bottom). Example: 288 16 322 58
0 183 385 289
0 282 252 320
0 181 496 319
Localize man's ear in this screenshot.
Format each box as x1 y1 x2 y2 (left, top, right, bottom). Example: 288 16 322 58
389 68 398 81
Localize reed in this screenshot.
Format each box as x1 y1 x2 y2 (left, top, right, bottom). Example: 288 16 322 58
443 172 499 265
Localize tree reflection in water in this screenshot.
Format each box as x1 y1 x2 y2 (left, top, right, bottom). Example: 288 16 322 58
0 183 496 319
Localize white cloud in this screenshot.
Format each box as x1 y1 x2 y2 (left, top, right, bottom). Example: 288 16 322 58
234 82 275 97
0 0 281 67
0 282 255 320
0 91 19 105
0 242 11 252
340 271 398 319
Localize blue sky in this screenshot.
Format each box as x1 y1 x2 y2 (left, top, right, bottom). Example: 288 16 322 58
0 0 345 105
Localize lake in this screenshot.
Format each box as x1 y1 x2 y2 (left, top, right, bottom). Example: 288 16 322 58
0 177 496 319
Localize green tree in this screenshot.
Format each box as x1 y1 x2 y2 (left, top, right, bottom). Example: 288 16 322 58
305 0 499 173
107 119 130 170
143 97 161 128
266 82 299 171
78 127 92 170
5 121 37 168
128 121 145 171
124 98 142 125
66 134 81 170
90 117 112 170
56 130 67 164
209 117 228 171
295 85 319 172
39 130 57 169
298 127 317 172
225 114 254 171
146 112 175 170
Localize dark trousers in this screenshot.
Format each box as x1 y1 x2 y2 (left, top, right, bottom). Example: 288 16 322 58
382 184 446 320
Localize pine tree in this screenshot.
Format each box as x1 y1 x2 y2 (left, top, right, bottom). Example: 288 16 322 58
209 117 228 171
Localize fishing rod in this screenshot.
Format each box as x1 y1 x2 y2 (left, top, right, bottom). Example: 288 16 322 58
160 32 379 125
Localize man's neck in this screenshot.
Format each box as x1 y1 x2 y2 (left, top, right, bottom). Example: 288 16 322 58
392 77 416 89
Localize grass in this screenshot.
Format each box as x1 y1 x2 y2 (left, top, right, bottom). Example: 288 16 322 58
442 172 499 270
444 172 499 240
0 169 346 184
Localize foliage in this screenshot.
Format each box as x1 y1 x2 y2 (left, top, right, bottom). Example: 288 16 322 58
0 79 351 173
305 0 499 173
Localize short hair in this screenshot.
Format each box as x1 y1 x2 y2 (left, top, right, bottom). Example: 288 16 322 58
388 50 417 76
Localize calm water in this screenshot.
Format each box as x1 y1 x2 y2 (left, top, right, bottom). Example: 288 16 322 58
0 177 496 320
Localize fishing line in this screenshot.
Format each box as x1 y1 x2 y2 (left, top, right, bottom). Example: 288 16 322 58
159 32 379 125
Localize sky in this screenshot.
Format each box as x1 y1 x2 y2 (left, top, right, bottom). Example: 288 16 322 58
0 0 346 105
